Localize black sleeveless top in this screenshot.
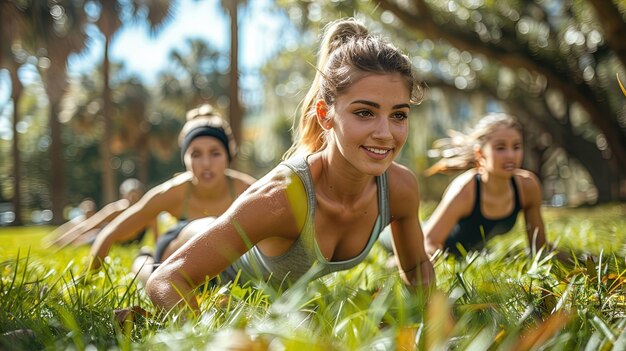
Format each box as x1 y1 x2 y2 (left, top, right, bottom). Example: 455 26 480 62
444 174 522 254
153 175 238 263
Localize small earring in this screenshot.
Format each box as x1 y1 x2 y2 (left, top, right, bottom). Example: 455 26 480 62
322 116 333 129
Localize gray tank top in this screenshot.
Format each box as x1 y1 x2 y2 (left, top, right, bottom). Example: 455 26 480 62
219 156 391 288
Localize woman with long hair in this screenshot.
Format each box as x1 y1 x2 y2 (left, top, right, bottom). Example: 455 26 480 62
146 18 435 312
421 113 566 260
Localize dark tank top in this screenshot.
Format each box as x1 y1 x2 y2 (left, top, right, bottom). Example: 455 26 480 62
153 175 237 263
444 174 522 254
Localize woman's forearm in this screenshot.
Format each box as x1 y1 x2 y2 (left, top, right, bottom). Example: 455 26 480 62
88 234 114 270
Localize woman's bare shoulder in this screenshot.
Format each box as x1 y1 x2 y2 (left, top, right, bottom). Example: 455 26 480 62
514 169 541 185
225 168 258 192
225 165 307 235
145 173 190 199
386 162 419 196
513 169 542 206
437 170 477 207
387 162 416 181
385 163 421 219
424 170 476 223
242 164 300 199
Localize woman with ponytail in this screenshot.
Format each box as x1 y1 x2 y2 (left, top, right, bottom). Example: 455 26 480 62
147 17 435 312
422 113 567 260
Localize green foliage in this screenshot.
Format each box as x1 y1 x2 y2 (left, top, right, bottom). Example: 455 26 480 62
0 206 625 349
271 0 626 203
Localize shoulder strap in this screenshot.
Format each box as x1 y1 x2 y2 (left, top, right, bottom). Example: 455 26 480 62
180 181 193 221
227 174 237 200
281 156 316 214
472 173 482 216
376 171 391 228
511 176 522 212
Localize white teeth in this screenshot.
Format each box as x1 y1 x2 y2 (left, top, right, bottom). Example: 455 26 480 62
366 147 388 155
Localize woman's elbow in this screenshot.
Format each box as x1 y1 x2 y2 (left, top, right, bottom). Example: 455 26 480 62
145 273 169 308
146 262 199 311
145 268 188 311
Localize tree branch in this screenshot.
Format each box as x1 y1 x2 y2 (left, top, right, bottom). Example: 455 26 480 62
376 0 626 171
587 0 626 69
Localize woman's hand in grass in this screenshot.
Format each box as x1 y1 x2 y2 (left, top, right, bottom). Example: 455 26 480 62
401 259 436 295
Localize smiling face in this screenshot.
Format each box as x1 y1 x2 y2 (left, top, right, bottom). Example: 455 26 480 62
323 73 411 176
183 136 229 187
477 126 523 178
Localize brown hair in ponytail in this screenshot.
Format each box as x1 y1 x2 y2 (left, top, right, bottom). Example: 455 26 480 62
284 18 424 159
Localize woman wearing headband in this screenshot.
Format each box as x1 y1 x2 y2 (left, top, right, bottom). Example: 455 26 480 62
87 104 256 281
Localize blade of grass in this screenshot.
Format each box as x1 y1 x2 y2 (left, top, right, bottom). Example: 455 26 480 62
510 310 571 351
618 73 626 96
589 314 616 344
425 290 455 350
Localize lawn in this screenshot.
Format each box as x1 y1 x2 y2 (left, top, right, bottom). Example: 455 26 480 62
0 204 625 350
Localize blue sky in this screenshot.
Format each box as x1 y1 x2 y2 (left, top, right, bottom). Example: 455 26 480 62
0 0 288 139
71 0 285 84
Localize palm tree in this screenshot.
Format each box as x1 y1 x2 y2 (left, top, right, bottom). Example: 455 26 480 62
157 38 228 117
60 64 152 198
94 1 122 204
0 2 27 225
111 78 151 183
24 0 89 224
152 38 228 171
93 0 174 203
220 0 248 151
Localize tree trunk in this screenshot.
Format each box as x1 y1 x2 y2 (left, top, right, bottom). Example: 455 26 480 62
45 68 66 225
137 131 149 185
228 0 243 149
573 146 617 203
9 66 23 226
511 99 618 203
102 34 116 203
36 60 69 226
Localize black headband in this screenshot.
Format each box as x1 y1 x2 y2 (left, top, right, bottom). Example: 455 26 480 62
181 126 231 164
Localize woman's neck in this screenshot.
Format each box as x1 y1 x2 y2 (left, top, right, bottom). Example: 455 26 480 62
314 150 375 204
191 174 230 201
478 169 511 193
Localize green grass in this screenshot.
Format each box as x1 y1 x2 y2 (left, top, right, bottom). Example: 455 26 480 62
0 204 625 350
